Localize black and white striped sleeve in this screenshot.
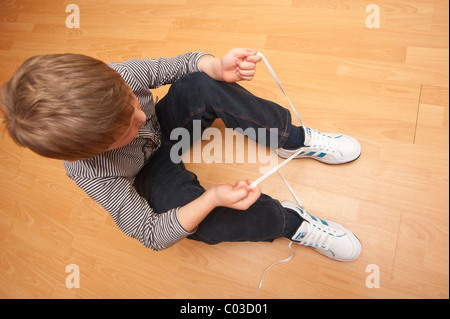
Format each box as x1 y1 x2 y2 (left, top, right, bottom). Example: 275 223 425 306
70 175 194 251
109 52 213 90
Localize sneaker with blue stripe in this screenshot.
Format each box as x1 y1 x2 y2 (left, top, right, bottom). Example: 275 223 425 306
278 127 361 164
282 201 362 262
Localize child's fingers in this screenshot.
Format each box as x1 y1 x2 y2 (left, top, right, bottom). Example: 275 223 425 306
231 187 251 204
237 68 256 78
246 179 259 192
237 60 256 71
233 180 249 190
228 180 261 210
245 54 262 64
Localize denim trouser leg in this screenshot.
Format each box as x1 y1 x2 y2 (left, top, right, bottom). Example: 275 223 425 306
134 72 295 244
156 72 293 148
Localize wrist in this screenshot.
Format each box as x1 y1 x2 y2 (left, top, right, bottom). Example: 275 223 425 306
198 55 223 81
203 186 220 209
178 191 216 232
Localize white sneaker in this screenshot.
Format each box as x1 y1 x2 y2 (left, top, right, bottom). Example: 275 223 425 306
282 201 361 262
278 127 361 164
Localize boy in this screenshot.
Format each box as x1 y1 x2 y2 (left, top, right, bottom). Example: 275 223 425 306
0 48 361 261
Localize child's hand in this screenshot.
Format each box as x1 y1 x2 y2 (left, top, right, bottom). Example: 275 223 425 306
198 48 262 83
220 48 262 82
178 180 261 231
208 179 261 210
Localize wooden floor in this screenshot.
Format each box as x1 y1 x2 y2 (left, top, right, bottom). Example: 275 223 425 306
0 0 448 299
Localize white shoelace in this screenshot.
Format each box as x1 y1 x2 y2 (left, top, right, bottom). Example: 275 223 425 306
308 129 339 154
254 52 306 295
298 221 335 251
256 52 304 127
250 52 305 194
256 240 294 295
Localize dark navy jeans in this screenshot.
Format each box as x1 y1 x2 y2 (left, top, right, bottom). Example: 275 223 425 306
134 72 296 244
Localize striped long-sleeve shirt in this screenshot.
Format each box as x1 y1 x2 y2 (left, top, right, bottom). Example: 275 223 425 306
63 52 211 251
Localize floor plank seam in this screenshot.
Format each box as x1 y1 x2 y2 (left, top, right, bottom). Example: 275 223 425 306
413 83 423 145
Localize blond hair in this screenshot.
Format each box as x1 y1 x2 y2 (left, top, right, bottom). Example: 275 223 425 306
0 54 135 160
